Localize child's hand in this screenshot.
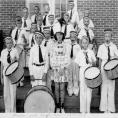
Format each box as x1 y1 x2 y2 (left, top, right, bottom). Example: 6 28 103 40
30 75 35 81
42 73 47 82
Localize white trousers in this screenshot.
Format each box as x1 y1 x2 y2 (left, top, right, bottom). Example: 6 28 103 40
3 75 16 113
79 66 92 113
100 61 115 112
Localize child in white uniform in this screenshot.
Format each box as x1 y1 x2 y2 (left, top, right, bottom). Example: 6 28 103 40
29 32 49 87
67 31 81 96
97 29 118 113
75 36 96 113
1 37 19 112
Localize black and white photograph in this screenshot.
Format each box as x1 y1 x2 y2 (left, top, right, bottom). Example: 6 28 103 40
0 0 118 117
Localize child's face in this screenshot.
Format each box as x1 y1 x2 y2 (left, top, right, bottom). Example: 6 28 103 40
34 7 39 14
44 5 50 13
35 34 43 45
44 32 50 39
56 33 63 43
31 24 37 33
82 38 89 50
5 39 13 49
84 10 89 17
83 17 89 27
23 9 28 19
70 33 76 43
64 15 69 23
16 22 22 29
48 18 54 25
105 32 112 44
69 2 74 10
37 16 43 26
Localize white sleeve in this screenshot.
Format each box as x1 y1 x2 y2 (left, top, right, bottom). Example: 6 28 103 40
89 19 94 29
28 48 33 75
114 44 118 57
91 50 96 62
97 45 102 59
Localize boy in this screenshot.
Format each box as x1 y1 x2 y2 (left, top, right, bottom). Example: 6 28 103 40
78 9 94 30
31 6 40 23
29 23 38 48
43 3 51 26
11 16 22 45
75 36 96 113
67 0 80 28
97 28 118 113
1 37 19 112
29 32 49 87
67 31 81 96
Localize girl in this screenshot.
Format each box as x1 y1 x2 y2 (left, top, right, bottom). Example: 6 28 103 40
49 32 71 113
75 36 96 113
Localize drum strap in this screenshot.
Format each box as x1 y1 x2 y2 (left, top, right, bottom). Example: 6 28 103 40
43 15 47 26
51 26 54 38
70 44 74 58
64 24 67 37
15 29 18 41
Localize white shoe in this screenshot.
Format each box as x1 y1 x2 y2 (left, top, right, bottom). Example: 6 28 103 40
56 108 60 113
61 108 65 113
67 88 73 96
73 87 79 96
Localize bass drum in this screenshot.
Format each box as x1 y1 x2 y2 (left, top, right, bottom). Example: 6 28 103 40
24 85 56 113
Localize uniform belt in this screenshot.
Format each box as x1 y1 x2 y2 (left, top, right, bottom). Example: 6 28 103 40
33 63 45 66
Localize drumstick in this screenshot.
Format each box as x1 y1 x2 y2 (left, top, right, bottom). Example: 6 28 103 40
59 81 61 113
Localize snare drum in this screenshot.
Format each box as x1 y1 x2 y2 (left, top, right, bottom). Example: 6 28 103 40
84 66 102 88
24 85 56 113
5 61 24 84
104 59 118 80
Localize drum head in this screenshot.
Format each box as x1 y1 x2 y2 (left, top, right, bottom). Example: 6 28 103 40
85 67 100 80
104 59 118 71
24 86 55 113
5 62 18 76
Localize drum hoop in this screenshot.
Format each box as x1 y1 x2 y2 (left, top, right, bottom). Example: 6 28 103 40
23 85 56 113
12 73 24 84
104 58 118 71
84 66 101 80
87 79 102 89
5 61 19 76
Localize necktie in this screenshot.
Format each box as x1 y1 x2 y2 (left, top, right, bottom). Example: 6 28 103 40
39 46 44 63
70 10 72 20
44 40 48 47
7 50 11 64
51 26 54 38
24 19 27 27
84 51 89 64
64 24 67 37
31 36 35 47
43 15 47 26
86 29 91 43
15 29 18 41
107 46 110 61
70 44 74 58
35 16 37 24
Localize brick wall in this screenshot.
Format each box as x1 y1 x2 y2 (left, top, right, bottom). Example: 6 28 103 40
0 0 25 36
0 0 118 46
78 0 118 45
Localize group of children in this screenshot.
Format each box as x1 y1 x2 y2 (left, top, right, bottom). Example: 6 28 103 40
1 0 118 114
